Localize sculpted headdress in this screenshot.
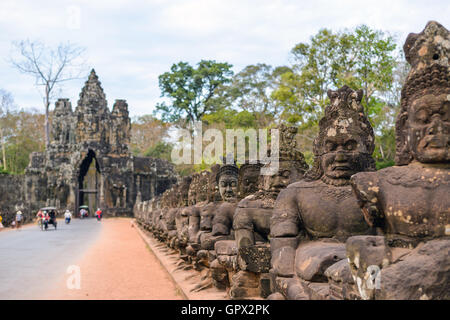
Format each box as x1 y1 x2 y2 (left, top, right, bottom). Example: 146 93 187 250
307 85 376 180
396 21 450 165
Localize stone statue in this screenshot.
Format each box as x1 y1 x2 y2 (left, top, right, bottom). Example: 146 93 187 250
211 163 240 236
175 174 198 259
169 176 191 250
347 21 450 300
230 125 308 298
269 85 376 300
234 125 308 249
185 170 211 265
209 161 265 291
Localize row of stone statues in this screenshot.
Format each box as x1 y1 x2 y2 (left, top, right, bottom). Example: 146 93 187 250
135 21 449 300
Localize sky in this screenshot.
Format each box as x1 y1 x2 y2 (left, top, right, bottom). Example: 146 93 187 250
0 0 449 118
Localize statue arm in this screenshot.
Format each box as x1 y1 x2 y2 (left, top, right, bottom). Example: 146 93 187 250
211 203 233 236
233 206 255 248
350 172 384 230
270 187 301 278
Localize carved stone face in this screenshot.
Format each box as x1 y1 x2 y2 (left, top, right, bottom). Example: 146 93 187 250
239 165 261 198
321 133 367 180
262 161 303 199
218 174 238 202
408 93 450 163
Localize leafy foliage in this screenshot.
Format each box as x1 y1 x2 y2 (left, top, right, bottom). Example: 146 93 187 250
130 115 171 156
154 60 233 125
0 90 45 174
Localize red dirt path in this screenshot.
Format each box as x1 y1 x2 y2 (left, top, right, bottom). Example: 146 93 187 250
45 218 182 300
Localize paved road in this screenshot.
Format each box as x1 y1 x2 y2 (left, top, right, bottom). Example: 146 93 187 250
0 218 102 299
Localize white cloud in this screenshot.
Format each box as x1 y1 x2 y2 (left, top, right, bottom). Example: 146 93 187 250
0 0 449 117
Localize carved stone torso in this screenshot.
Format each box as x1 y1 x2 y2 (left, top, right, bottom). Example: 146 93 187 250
291 179 370 241
352 163 450 242
235 194 274 239
212 201 238 236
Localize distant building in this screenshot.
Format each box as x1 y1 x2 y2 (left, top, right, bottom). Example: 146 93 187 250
24 69 177 217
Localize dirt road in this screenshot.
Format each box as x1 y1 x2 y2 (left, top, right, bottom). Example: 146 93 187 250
44 218 182 300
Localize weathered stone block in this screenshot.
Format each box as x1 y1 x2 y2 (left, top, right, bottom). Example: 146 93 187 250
238 244 271 273
215 240 238 255
295 241 346 282
324 259 354 284
377 239 450 300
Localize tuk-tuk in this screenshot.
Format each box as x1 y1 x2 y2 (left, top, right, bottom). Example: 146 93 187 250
79 205 89 219
39 207 58 231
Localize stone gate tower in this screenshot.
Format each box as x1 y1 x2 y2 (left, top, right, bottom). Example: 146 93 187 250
25 69 177 217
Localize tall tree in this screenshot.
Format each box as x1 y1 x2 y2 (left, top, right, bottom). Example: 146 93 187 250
225 63 278 127
339 25 397 116
154 60 233 126
272 26 397 128
10 40 86 148
272 29 348 127
130 115 171 156
0 90 15 171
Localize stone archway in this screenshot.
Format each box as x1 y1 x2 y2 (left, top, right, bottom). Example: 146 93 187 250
76 149 101 216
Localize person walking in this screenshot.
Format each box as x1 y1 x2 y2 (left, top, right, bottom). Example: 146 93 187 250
15 211 23 229
64 210 72 224
36 210 44 229
42 211 49 230
95 208 102 221
0 213 4 230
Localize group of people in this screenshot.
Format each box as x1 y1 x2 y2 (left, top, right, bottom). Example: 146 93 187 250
79 208 103 221
35 209 58 229
0 206 104 231
0 210 24 230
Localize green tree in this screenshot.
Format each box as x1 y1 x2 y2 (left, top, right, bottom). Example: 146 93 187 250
339 25 397 118
144 141 173 162
130 115 171 156
1 107 45 174
272 26 397 129
271 25 400 167
224 63 280 127
154 60 233 126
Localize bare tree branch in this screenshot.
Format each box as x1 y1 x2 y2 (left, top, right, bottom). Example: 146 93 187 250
9 39 87 148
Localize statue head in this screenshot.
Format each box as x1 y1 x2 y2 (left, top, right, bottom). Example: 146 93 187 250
308 86 376 185
196 170 210 203
238 162 263 198
261 124 309 198
207 164 222 202
217 163 239 202
169 184 179 208
178 176 192 207
188 173 200 205
396 21 450 165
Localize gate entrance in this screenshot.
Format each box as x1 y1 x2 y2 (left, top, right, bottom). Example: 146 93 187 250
76 150 100 217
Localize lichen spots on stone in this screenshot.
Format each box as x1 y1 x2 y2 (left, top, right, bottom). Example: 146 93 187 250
327 128 337 137
418 46 428 57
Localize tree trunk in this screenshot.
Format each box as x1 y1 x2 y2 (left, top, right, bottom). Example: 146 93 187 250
0 127 6 171
44 83 50 149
